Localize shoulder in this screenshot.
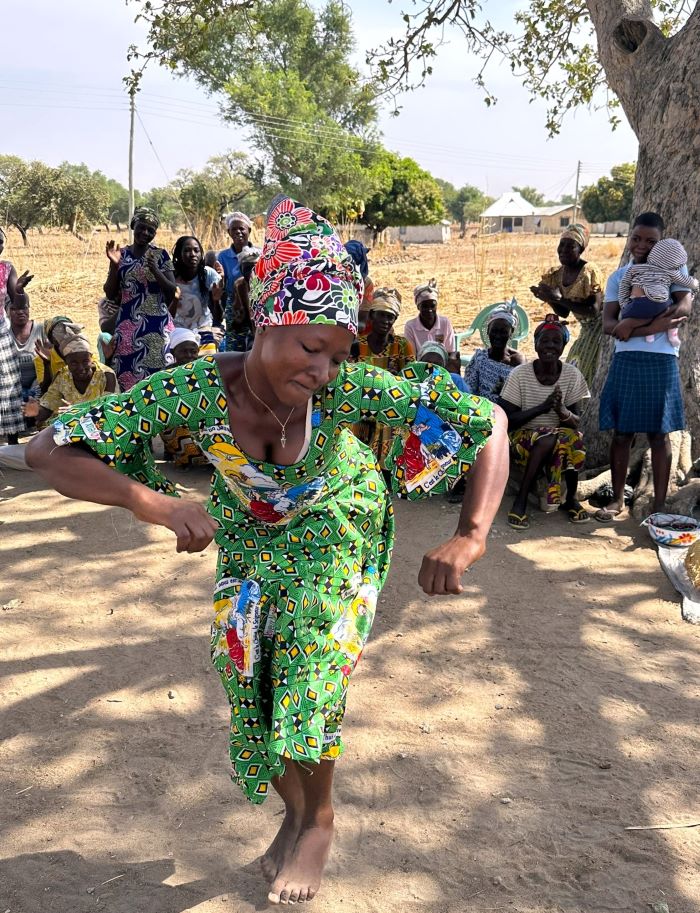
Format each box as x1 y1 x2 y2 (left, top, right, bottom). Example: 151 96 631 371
542 265 562 283
95 362 115 376
561 361 585 385
153 245 171 263
605 264 629 300
204 266 219 286
440 315 455 328
403 315 419 328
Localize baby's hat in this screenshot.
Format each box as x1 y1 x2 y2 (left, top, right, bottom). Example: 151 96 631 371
647 238 688 269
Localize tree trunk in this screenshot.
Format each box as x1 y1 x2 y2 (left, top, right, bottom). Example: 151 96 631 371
12 222 29 246
580 2 700 474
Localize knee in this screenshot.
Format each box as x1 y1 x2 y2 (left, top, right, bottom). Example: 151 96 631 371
612 432 634 448
647 432 669 449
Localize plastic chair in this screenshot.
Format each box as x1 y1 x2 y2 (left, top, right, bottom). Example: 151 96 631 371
455 297 530 367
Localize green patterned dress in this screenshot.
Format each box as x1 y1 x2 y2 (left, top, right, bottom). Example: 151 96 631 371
51 355 494 803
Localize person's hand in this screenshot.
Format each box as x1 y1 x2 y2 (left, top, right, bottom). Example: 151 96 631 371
15 270 34 293
542 385 562 411
418 533 486 595
210 277 224 303
131 492 218 553
102 337 117 360
23 398 40 418
105 240 121 267
530 283 560 304
656 314 688 333
212 259 224 278
144 249 160 275
612 318 636 341
34 339 54 361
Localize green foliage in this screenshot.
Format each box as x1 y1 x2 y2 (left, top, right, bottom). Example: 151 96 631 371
512 185 545 207
362 152 444 232
580 163 636 223
461 186 494 224
53 163 111 234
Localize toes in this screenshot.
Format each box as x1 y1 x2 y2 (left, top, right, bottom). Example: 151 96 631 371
297 887 309 903
288 888 301 903
268 890 281 905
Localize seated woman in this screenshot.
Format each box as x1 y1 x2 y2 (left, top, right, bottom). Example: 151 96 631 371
499 315 590 529
417 341 469 392
26 334 118 427
351 288 414 474
403 280 456 356
160 328 209 468
530 224 603 387
464 304 525 401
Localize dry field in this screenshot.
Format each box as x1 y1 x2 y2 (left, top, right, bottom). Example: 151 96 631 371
2 228 627 356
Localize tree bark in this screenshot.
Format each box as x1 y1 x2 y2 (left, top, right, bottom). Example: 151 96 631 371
580 2 700 473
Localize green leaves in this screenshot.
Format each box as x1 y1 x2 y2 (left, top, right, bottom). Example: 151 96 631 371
580 162 636 223
362 151 445 231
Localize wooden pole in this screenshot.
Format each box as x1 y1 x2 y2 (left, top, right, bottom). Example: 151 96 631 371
128 90 135 244
572 160 582 223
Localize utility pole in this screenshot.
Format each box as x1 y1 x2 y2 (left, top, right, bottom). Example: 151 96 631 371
128 89 136 244
572 160 582 223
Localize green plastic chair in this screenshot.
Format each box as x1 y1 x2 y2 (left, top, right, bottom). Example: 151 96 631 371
455 297 530 367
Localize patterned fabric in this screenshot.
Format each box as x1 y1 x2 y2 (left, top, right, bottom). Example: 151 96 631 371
0 260 11 319
131 206 160 229
0 315 24 435
40 362 117 421
51 356 494 803
533 314 571 345
540 261 603 386
224 277 255 353
561 223 590 250
250 198 361 333
464 348 517 402
112 245 175 391
619 239 696 306
161 426 209 468
352 333 415 469
599 351 684 434
511 426 585 506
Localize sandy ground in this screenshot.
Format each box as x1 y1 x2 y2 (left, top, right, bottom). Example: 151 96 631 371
2 465 700 913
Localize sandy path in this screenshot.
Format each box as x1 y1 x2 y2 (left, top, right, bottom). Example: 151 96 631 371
1 468 699 913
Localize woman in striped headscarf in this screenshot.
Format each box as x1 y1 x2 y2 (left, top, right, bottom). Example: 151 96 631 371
530 223 604 387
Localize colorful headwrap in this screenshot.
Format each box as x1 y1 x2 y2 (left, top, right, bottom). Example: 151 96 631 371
534 313 571 345
370 287 402 317
560 222 589 251
418 341 448 364
227 211 253 231
414 279 439 307
344 240 370 279
130 206 160 230
250 197 362 334
486 303 519 334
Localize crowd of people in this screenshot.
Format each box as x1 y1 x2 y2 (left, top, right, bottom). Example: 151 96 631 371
0 200 695 904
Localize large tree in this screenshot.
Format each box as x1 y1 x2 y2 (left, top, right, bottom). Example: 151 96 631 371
362 151 445 234
580 163 636 224
370 1 700 473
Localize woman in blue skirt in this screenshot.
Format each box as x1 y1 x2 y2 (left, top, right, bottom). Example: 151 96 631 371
596 212 694 521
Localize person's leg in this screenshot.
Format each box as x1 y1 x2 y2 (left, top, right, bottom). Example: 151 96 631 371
510 434 556 521
261 761 306 882
648 432 672 513
596 431 634 519
268 759 336 904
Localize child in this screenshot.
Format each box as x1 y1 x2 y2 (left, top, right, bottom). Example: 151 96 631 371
619 238 698 346
160 328 209 468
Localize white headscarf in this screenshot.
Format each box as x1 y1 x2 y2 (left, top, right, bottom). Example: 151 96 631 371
226 211 253 231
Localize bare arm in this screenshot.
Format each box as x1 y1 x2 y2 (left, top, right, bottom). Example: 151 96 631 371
606 292 691 340
499 393 556 431
418 405 510 596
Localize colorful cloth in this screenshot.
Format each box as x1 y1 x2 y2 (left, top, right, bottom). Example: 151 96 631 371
599 351 684 434
464 348 517 402
112 245 175 391
131 206 160 229
161 426 209 468
540 261 603 386
403 314 456 355
51 356 494 803
0 315 24 436
352 333 415 468
510 426 585 507
40 361 117 421
224 277 255 353
561 222 590 250
371 287 402 317
250 198 361 333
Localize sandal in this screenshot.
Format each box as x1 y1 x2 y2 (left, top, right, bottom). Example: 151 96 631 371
508 511 530 530
560 504 590 524
594 507 623 523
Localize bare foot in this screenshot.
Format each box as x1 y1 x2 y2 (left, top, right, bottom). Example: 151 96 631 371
268 816 334 904
260 813 301 883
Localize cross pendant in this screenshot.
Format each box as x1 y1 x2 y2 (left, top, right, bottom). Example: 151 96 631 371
281 430 287 448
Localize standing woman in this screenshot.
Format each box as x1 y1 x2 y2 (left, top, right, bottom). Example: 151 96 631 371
219 211 253 314
224 246 259 353
352 287 415 474
104 207 177 391
171 235 224 352
0 227 32 444
530 223 603 387
27 197 508 906
595 212 693 521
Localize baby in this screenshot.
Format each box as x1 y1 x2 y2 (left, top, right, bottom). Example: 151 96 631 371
619 238 698 346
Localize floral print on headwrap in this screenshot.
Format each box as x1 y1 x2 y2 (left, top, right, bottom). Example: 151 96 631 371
249 197 362 334
560 222 589 251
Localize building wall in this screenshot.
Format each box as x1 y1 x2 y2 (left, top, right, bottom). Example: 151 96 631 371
385 224 451 244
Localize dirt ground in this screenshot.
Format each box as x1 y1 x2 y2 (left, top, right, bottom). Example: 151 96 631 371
2 464 700 913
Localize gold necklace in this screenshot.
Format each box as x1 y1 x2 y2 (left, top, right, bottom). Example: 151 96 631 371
243 356 296 449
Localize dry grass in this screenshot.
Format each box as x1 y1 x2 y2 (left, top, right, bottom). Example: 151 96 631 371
2 227 627 359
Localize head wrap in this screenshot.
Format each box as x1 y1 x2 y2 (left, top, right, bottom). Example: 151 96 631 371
486 304 519 333
130 206 160 230
414 279 439 307
533 313 571 345
418 341 448 364
45 317 85 352
61 334 93 357
370 287 402 317
560 222 589 251
237 246 261 268
167 327 200 352
344 240 369 279
250 196 362 334
227 211 253 231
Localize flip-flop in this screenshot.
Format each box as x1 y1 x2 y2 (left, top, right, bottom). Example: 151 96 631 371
594 507 623 523
508 511 530 530
560 504 590 524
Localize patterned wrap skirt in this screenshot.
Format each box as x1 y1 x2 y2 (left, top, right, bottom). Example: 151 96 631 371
0 316 24 436
599 351 684 434
511 426 585 506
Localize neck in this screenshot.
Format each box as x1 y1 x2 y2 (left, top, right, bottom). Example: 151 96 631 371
421 314 436 329
368 329 389 349
243 351 288 415
535 358 560 376
488 344 506 359
132 242 148 257
180 265 198 280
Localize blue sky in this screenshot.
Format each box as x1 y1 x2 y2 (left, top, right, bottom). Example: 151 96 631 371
1 0 639 197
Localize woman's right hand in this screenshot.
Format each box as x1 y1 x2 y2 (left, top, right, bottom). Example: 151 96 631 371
35 339 54 361
131 491 218 553
542 385 562 411
105 240 122 268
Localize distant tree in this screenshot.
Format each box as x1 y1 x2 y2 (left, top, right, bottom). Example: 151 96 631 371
0 157 58 244
362 152 444 234
460 186 495 227
580 163 636 223
105 179 141 230
512 185 545 207
54 163 110 235
559 193 576 206
138 187 183 233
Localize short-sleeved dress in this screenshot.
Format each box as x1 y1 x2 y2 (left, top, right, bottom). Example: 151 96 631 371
464 349 517 402
0 260 24 436
112 245 175 391
52 356 493 803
